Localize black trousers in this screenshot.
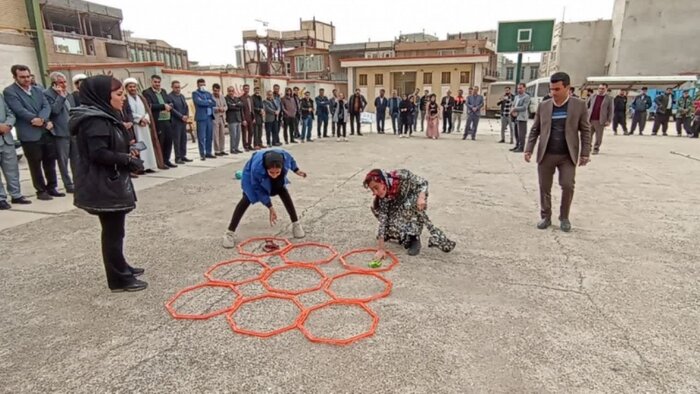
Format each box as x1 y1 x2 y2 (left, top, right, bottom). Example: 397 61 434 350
97 211 136 289
283 116 297 143
652 113 670 135
349 113 361 134
171 120 187 160
228 178 298 232
612 112 627 133
336 122 347 138
442 111 452 132
630 111 647 134
376 111 385 132
317 116 329 137
157 120 173 163
254 116 264 146
22 132 58 194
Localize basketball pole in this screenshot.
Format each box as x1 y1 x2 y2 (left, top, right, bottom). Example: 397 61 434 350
515 52 523 87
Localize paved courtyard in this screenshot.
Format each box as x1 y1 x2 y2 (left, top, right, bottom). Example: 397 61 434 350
1 119 699 393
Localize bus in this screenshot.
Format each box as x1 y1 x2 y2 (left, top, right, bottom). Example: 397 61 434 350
485 81 515 118
525 77 550 118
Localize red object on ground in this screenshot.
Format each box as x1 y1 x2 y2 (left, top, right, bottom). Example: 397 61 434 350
237 237 292 258
339 248 400 273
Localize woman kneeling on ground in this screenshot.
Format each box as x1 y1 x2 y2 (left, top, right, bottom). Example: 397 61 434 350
223 149 307 248
364 169 456 259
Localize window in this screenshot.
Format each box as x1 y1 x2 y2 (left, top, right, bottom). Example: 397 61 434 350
537 83 549 97
520 67 526 80
374 74 383 85
506 67 514 80
530 67 538 80
460 71 470 84
423 72 432 84
441 72 451 84
53 36 83 55
295 55 323 72
358 74 368 86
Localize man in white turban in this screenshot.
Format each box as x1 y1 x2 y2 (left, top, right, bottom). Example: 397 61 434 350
123 78 161 172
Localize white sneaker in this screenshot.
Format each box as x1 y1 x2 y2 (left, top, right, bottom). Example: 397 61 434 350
337 138 341 142
222 230 236 248
343 138 349 142
292 222 305 238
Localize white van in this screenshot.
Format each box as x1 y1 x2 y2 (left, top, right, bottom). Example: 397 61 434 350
525 77 550 118
485 81 515 118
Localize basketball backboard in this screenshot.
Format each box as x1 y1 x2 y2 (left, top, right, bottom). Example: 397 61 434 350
497 20 554 53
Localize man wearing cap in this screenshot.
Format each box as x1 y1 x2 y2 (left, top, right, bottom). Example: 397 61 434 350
651 88 675 136
674 90 694 137
630 87 652 135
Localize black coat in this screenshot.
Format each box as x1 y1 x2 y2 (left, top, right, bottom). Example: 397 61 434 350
69 107 136 214
142 88 172 121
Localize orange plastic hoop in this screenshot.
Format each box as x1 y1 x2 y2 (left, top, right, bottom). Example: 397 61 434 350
204 258 270 285
297 299 379 346
165 282 241 320
226 293 305 338
339 248 400 273
237 237 292 258
261 263 329 296
324 271 392 303
280 242 339 265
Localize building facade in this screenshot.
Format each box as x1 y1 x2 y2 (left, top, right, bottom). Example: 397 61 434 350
0 0 39 87
124 31 189 70
501 60 541 84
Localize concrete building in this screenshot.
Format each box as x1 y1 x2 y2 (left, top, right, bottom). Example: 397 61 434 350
500 60 541 84
398 32 438 43
540 20 611 87
124 31 189 70
447 30 497 42
328 41 394 81
605 0 700 76
0 0 40 88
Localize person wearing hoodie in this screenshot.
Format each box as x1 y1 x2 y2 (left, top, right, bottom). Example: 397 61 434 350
222 149 307 248
69 75 147 292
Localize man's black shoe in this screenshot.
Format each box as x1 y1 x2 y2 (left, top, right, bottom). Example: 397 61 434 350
175 159 185 164
537 218 552 230
0 200 10 210
165 162 178 168
111 279 148 293
205 154 217 159
129 266 145 277
11 196 32 205
47 189 66 197
407 236 421 256
182 157 193 162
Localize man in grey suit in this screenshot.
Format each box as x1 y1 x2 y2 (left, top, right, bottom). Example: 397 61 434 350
525 72 592 232
0 92 31 209
586 83 614 154
3 64 64 200
510 83 531 152
464 86 484 140
44 72 74 193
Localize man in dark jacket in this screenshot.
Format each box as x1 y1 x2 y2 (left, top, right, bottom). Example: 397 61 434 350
388 90 401 135
374 89 388 134
652 88 674 136
348 88 367 135
252 86 265 149
630 87 652 135
613 89 628 135
142 75 176 167
441 91 455 133
240 84 256 151
44 72 76 193
225 87 244 154
167 80 191 163
419 90 429 132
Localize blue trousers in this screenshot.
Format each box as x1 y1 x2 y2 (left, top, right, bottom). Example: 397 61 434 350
391 113 400 134
196 119 213 157
376 111 386 131
466 113 481 138
301 116 313 141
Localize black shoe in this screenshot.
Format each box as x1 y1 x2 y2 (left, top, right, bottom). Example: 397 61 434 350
175 159 185 164
65 185 75 193
47 189 66 197
537 218 552 230
462 136 467 140
498 140 505 143
200 156 206 161
0 200 10 210
306 139 313 142
407 236 421 256
592 150 599 155
221 151 229 155
110 279 148 293
165 162 178 168
273 142 283 147
234 149 244 154
358 133 363 136
129 266 145 277
182 157 193 162
205 154 217 159
11 196 32 205
512 149 524 153
509 147 518 151
144 169 156 174
215 152 223 156
290 140 298 144
560 219 572 233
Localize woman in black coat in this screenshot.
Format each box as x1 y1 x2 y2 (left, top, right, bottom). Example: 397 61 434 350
69 75 148 292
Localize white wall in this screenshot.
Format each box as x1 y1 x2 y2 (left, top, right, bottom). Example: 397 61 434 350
559 20 611 86
0 44 39 89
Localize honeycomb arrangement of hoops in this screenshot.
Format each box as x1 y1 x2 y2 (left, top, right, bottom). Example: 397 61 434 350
165 237 399 346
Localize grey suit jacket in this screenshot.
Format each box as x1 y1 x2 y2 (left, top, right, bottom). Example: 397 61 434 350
0 93 17 146
525 97 592 165
3 83 51 143
512 94 531 121
44 87 70 137
587 93 614 124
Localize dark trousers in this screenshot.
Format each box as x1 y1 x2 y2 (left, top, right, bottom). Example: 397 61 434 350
227 179 298 232
401 117 413 135
283 116 297 143
350 112 361 135
317 115 329 137
538 154 576 221
97 211 136 289
157 120 173 163
376 111 385 132
693 117 700 138
336 121 347 138
612 112 627 134
196 119 213 157
676 116 692 135
54 136 73 188
242 120 252 148
515 120 528 150
171 120 187 160
442 111 452 132
254 116 264 146
652 112 670 135
265 122 277 145
391 113 400 134
630 111 647 134
22 132 58 194
331 121 336 136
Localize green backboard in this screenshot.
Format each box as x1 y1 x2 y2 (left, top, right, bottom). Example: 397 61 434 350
497 20 555 53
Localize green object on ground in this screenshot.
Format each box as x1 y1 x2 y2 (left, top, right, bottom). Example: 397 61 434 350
235 170 243 180
368 260 383 269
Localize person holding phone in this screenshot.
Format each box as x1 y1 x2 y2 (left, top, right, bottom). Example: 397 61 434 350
69 75 148 292
222 149 306 248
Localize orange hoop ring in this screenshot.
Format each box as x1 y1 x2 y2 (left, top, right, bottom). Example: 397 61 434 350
226 293 305 338
261 263 329 296
204 258 270 285
324 271 392 303
166 282 241 320
339 248 400 273
237 237 292 258
297 299 379 346
280 242 339 265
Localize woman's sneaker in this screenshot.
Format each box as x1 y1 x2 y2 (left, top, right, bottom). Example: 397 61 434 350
222 230 236 248
292 222 305 238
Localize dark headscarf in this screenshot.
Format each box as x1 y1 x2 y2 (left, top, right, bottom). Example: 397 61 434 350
263 151 284 169
78 75 121 122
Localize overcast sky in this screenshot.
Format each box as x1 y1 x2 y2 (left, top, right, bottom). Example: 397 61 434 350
98 0 614 65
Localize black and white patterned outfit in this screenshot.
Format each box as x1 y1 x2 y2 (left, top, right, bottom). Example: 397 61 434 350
371 169 456 252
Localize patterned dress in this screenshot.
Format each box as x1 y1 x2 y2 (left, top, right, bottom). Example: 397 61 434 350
371 169 456 252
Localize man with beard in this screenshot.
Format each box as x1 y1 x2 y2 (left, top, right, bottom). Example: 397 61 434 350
240 84 256 151
142 75 177 167
348 88 367 135
168 80 191 163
